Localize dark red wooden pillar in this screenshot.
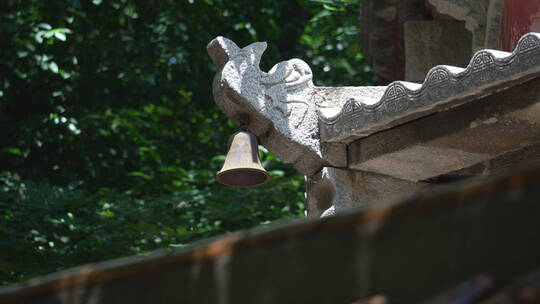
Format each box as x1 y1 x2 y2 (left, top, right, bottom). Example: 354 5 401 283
502 0 540 51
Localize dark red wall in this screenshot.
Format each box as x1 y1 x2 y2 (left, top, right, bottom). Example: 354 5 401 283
502 0 540 51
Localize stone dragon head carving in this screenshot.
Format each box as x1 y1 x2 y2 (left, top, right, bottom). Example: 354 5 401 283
207 37 326 175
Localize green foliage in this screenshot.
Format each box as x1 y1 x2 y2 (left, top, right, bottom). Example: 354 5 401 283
0 0 373 284
303 0 377 85
0 164 304 284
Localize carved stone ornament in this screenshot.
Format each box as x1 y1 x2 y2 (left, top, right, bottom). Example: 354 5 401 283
207 37 326 175
207 37 388 175
320 32 540 142
208 33 540 176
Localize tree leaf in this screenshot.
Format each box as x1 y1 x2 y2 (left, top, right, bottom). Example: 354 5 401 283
54 32 66 41
49 62 59 73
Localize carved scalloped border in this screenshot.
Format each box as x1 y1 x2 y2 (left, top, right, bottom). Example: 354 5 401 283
320 32 540 142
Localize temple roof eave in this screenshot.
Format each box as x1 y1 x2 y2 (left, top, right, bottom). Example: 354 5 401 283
320 32 540 143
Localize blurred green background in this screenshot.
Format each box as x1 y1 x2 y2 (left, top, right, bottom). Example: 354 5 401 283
0 0 375 284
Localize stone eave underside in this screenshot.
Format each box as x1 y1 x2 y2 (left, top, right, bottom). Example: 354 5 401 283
320 32 540 143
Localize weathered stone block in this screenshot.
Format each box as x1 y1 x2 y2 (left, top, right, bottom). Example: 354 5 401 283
307 167 427 216
426 0 490 50
404 20 472 82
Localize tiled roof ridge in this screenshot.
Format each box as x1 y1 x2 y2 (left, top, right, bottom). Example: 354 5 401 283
320 32 540 142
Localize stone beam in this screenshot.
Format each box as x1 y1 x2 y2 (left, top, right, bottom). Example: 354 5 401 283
348 78 540 182
426 141 540 183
